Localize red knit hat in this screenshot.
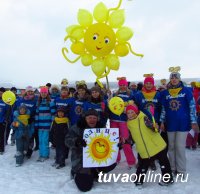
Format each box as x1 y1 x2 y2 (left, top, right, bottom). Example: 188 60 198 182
144 76 154 85
126 104 139 114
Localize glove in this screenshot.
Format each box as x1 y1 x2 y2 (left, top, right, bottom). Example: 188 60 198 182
75 138 87 147
117 142 123 150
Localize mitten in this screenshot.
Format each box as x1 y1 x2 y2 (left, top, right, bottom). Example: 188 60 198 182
75 138 87 147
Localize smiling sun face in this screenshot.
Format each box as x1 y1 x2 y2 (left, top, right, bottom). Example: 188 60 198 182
92 138 110 159
84 23 116 57
62 0 143 87
86 132 115 165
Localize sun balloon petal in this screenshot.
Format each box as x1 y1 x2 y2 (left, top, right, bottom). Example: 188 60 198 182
66 25 84 41
93 2 108 23
81 54 93 66
71 42 85 55
78 9 93 27
114 44 129 57
105 54 120 70
108 9 125 28
91 58 106 77
116 27 133 43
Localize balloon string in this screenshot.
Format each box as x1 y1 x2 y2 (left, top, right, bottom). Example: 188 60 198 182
62 47 81 63
96 68 111 88
126 42 144 58
62 35 81 63
106 0 122 23
108 0 122 14
106 75 110 91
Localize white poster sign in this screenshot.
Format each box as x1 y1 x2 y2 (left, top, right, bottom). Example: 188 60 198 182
83 128 119 167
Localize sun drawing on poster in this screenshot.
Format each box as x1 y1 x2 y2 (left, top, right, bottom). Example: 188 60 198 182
86 132 116 164
62 0 143 87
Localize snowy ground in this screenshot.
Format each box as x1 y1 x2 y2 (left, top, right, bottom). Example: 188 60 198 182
0 141 200 194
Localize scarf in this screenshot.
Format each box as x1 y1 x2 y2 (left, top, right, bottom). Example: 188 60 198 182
18 114 30 126
167 81 182 97
55 117 69 124
142 87 157 101
168 88 182 97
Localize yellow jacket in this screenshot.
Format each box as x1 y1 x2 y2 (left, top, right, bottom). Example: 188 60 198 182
127 112 166 159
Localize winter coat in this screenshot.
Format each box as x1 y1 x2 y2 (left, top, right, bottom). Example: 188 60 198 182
83 99 108 127
68 97 88 126
50 117 69 146
134 91 162 123
16 96 37 135
160 82 197 132
0 99 8 123
35 99 56 131
12 110 31 139
127 111 166 159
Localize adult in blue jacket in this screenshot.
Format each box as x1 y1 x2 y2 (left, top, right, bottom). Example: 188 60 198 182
160 69 198 176
0 87 9 154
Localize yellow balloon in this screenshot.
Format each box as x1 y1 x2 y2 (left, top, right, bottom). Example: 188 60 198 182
108 9 125 28
78 9 93 27
116 27 133 43
108 97 124 116
71 42 85 55
2 91 16 106
66 25 84 40
91 58 106 76
93 2 108 23
114 44 129 56
105 54 120 70
81 54 93 66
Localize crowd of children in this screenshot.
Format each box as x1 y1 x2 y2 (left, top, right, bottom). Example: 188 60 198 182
0 68 200 192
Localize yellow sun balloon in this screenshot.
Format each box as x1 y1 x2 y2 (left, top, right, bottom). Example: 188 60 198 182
86 132 116 165
62 0 143 87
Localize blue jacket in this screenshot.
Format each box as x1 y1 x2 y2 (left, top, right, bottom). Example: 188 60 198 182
68 97 87 126
83 100 108 127
0 99 8 123
160 86 196 132
134 91 161 123
50 93 60 103
12 109 31 139
16 97 37 117
35 99 56 130
54 96 73 117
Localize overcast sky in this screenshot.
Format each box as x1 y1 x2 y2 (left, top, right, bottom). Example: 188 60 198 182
0 0 200 88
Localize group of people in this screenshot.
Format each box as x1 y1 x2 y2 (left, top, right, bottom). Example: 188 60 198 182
0 68 199 192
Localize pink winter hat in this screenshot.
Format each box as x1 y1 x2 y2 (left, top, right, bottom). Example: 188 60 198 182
25 86 34 92
117 77 128 86
126 104 139 114
40 86 49 94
